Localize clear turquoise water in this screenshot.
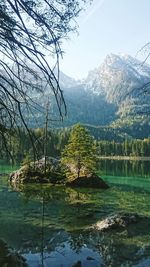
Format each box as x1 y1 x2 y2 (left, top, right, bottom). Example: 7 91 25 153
0 159 150 267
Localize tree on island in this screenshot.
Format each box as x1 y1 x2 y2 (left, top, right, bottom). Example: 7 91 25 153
61 124 96 180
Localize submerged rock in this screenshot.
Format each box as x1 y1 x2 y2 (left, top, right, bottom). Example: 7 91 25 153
0 239 27 267
93 213 140 231
66 173 109 189
72 261 82 267
87 256 95 260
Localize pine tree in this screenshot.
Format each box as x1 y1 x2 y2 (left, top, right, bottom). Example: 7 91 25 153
61 124 96 180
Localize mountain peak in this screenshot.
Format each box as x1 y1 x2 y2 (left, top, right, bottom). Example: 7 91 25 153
101 53 135 69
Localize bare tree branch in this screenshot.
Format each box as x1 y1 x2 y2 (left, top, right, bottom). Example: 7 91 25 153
0 0 89 159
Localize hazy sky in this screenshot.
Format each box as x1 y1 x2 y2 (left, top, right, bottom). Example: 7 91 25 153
60 0 150 79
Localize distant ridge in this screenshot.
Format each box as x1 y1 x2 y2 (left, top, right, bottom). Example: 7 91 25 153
24 54 150 139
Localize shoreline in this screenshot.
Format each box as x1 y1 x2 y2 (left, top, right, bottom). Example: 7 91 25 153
97 156 150 161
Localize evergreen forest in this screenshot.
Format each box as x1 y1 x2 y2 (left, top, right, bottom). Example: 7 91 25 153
1 126 149 163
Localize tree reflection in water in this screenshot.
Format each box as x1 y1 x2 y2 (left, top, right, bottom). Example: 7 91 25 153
7 179 150 267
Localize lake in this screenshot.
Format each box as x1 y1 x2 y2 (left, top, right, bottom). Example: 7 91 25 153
0 159 150 267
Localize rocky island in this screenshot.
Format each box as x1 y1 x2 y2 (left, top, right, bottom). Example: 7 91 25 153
9 157 109 189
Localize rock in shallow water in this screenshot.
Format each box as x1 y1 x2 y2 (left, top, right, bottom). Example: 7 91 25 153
66 173 109 189
9 157 65 184
0 239 27 267
93 213 141 231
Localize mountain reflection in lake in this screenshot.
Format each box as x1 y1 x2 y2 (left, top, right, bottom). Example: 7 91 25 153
0 159 150 267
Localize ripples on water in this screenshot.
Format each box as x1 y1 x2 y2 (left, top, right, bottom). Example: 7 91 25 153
0 159 150 267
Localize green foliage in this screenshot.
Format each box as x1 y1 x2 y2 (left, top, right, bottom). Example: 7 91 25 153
61 124 96 179
21 154 32 167
0 125 150 163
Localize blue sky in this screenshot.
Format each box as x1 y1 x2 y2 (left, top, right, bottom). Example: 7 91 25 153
60 0 150 79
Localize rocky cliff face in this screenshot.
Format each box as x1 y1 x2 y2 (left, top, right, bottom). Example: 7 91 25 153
84 53 150 116
17 54 150 137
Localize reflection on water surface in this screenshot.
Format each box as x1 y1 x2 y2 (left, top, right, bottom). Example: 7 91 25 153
0 159 150 266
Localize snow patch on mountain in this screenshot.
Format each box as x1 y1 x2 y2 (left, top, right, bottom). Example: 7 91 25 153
84 53 150 102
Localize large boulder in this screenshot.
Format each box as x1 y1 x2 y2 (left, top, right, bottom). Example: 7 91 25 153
66 173 109 189
9 157 65 184
9 164 47 184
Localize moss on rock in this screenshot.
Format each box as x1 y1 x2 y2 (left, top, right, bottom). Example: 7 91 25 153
9 157 65 184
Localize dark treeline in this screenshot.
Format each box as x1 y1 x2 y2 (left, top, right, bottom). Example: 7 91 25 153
96 139 150 157
0 127 150 163
0 128 70 163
